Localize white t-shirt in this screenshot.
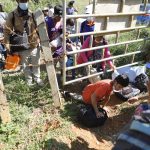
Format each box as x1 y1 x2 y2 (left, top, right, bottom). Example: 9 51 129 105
0 12 7 38
112 66 148 82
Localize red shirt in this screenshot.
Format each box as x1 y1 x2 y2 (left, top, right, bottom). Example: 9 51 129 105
82 79 113 104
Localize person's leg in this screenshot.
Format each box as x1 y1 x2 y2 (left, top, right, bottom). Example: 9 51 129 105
63 91 83 102
66 57 75 79
30 47 43 85
19 50 33 85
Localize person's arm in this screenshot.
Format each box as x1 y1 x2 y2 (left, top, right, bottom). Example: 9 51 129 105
102 95 111 108
101 48 105 59
91 93 103 118
79 37 91 63
74 7 78 12
80 21 85 45
4 12 13 51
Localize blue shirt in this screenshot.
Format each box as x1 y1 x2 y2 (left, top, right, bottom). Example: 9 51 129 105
80 20 95 41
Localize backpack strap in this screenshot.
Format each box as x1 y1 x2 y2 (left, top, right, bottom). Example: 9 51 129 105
12 11 15 30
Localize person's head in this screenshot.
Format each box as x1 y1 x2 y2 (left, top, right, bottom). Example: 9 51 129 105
0 3 4 12
54 5 63 21
93 34 104 45
66 18 74 26
16 0 29 11
42 7 49 16
86 16 95 27
113 74 129 91
68 0 75 7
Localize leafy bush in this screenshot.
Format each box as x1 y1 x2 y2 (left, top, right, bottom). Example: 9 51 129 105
2 0 61 12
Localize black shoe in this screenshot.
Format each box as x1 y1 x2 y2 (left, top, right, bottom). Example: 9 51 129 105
61 91 71 99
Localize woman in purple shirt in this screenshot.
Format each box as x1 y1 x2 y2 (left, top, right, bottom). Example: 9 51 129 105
66 1 78 15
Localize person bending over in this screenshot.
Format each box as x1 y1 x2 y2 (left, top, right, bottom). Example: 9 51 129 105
63 74 129 118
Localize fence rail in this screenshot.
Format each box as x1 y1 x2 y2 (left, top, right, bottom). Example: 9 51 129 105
62 0 148 85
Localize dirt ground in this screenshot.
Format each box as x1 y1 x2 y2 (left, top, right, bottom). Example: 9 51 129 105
58 80 148 150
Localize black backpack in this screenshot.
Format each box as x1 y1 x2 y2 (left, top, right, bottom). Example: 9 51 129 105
77 105 108 128
134 73 148 93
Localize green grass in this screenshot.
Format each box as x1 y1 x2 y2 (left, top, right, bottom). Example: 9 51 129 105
1 0 150 149
2 0 89 13
0 72 77 150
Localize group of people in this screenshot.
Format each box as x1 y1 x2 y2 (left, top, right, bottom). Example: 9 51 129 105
42 0 116 80
1 0 150 148
0 0 116 86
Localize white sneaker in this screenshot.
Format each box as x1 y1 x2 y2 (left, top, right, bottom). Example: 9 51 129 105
36 79 44 86
27 80 34 86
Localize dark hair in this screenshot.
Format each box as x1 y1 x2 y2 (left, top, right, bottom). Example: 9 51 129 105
68 1 75 6
0 3 4 12
115 74 129 87
66 19 74 26
54 5 63 16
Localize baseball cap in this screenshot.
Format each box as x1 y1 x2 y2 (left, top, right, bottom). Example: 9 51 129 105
54 5 63 16
42 7 49 11
69 0 75 5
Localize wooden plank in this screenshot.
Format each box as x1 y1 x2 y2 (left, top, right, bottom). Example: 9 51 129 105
62 0 67 85
104 16 109 30
129 15 134 27
136 29 140 40
74 19 78 66
0 73 11 123
115 31 120 43
131 54 135 63
34 9 62 107
124 43 128 54
92 0 96 14
119 0 125 13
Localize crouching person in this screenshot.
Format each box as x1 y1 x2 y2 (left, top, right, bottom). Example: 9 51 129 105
63 74 129 118
4 0 43 86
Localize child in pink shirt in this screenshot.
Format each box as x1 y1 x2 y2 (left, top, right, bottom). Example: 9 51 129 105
77 35 115 72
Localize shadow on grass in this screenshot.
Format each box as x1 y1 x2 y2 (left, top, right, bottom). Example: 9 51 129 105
43 137 96 150
3 73 53 109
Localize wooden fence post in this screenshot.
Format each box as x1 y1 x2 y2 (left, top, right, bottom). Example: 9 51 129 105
0 73 11 123
34 9 62 107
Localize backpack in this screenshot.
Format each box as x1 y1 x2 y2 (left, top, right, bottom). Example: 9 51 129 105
134 73 148 92
77 105 108 128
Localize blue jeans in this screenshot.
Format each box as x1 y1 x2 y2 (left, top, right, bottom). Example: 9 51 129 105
66 57 75 79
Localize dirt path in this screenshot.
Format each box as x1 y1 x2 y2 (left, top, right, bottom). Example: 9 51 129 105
59 81 148 150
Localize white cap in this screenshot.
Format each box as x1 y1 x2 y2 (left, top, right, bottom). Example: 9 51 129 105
43 7 49 11
84 5 92 14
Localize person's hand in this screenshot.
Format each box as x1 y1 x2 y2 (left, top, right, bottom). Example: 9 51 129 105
5 43 10 52
103 106 111 113
96 111 104 118
128 96 138 104
111 65 116 71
